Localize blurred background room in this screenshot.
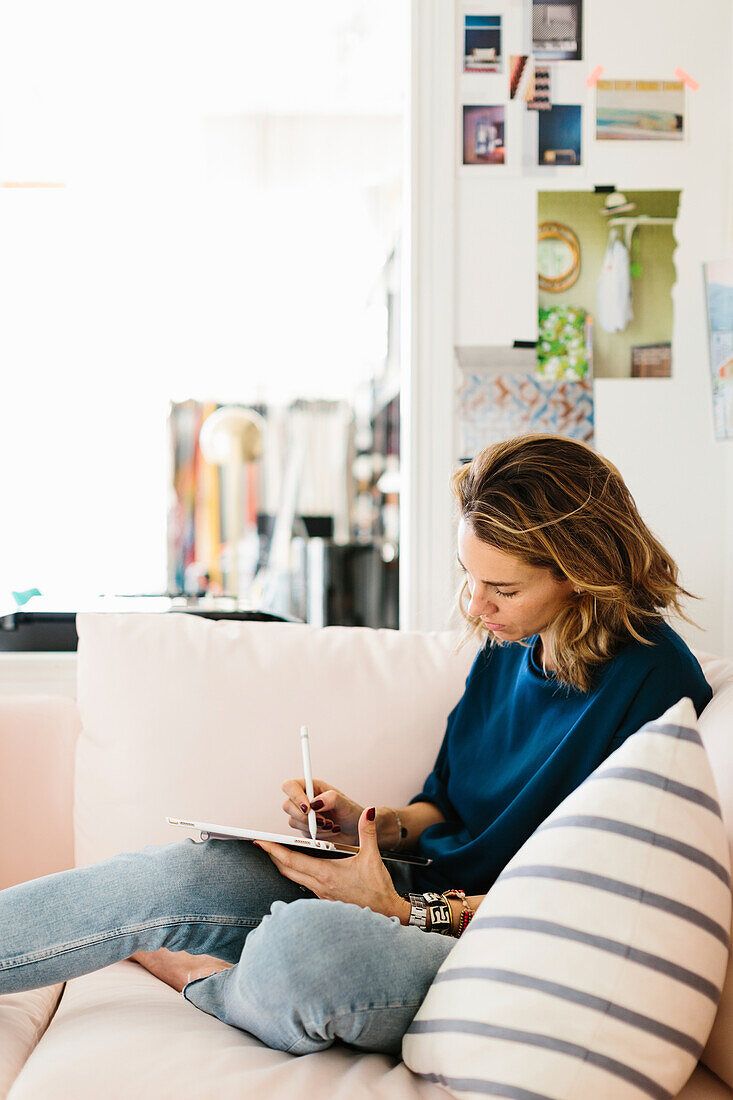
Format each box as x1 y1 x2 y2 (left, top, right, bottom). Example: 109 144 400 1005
0 0 407 643
1 0 733 674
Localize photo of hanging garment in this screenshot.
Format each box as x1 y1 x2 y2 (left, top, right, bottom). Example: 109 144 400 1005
596 229 633 334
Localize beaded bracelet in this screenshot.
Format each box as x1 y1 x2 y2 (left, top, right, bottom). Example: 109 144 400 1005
441 888 474 937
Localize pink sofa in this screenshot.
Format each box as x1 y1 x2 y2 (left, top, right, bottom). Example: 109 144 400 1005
1 613 733 1099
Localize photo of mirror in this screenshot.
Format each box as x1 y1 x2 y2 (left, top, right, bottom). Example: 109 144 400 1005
537 190 680 378
538 222 581 292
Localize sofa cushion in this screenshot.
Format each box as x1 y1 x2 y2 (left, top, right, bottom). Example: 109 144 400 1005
73 614 476 865
403 696 731 1100
694 651 733 1090
0 984 63 1099
7 961 444 1100
0 695 79 889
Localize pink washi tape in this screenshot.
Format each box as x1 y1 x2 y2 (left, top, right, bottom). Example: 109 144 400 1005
674 67 700 91
586 65 604 88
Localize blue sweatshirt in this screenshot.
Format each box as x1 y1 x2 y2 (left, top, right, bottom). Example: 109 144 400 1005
410 620 712 895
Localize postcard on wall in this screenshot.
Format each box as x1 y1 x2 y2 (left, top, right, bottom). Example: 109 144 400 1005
527 64 552 111
456 358 594 460
596 80 685 141
703 260 733 441
537 104 582 166
463 105 506 165
463 15 502 73
509 55 532 100
532 0 582 62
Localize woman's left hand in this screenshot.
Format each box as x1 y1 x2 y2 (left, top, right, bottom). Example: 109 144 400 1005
254 806 406 919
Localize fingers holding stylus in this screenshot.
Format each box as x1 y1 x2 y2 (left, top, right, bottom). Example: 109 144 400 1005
281 777 325 812
280 796 340 835
281 778 361 841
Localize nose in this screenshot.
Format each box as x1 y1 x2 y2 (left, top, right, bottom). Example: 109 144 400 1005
467 587 498 619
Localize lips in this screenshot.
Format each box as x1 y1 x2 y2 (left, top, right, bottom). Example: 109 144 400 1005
483 620 506 630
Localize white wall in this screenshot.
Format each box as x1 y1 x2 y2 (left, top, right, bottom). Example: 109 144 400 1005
445 0 733 654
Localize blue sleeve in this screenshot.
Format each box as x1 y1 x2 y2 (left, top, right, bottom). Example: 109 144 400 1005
606 656 712 755
408 700 460 822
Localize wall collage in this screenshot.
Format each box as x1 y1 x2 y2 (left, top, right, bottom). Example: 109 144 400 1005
456 0 731 460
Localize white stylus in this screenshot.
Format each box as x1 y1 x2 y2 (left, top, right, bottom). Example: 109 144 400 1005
300 725 318 841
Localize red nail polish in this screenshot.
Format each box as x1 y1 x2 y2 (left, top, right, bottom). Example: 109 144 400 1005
311 799 324 810
332 825 341 832
301 804 308 813
366 806 375 822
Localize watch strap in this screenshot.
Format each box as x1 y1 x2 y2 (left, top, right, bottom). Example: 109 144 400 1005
404 892 429 930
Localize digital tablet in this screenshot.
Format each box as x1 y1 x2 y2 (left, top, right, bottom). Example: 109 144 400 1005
166 816 432 866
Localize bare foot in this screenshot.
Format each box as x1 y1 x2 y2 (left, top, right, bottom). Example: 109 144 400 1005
130 948 233 994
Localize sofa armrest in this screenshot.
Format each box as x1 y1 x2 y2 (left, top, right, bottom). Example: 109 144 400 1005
0 695 81 888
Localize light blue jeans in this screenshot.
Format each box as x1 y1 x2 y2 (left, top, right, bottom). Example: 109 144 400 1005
0 837 455 1055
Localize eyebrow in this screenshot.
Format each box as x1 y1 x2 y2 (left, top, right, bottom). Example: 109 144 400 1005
456 555 520 586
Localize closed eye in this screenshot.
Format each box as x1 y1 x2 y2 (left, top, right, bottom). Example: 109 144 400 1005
457 561 519 598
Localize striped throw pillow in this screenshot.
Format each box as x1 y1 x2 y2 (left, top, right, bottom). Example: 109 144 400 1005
403 697 731 1100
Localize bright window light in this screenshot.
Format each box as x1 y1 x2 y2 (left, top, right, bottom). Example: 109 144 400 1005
0 0 407 600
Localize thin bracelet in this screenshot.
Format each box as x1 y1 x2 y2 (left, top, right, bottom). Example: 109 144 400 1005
441 889 473 937
392 808 406 851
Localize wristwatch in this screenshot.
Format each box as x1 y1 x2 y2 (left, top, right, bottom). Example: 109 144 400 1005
403 892 429 930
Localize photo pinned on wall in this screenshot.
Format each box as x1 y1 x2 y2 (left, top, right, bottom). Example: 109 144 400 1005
527 64 552 110
463 105 506 165
703 260 733 441
456 347 594 460
532 0 582 62
537 104 582 166
463 15 502 73
509 55 532 100
510 56 551 110
537 189 680 380
596 80 685 141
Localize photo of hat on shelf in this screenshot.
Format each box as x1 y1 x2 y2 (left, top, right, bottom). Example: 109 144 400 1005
599 192 637 215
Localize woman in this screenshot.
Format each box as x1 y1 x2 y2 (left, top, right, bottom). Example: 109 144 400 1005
0 434 712 1058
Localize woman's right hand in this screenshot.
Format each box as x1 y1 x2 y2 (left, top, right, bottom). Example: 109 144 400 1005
281 778 364 845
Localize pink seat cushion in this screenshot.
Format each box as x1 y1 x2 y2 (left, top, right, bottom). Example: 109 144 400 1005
0 694 80 889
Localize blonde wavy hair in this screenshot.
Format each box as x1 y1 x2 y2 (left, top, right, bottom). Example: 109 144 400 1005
453 433 699 692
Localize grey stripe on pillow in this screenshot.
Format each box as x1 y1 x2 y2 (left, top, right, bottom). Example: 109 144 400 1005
471 915 722 1002
500 864 729 945
408 1020 673 1099
420 1076 558 1100
643 722 702 744
432 967 703 1056
537 814 731 885
589 767 722 817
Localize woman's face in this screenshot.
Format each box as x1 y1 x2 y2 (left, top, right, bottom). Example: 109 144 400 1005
457 518 575 642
